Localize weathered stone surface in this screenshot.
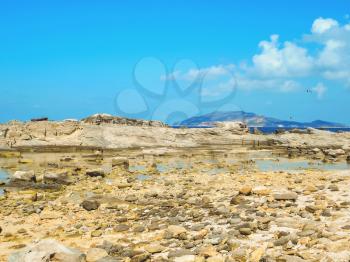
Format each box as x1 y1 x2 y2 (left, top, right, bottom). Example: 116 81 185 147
86 248 109 262
112 157 129 169
273 192 298 201
11 170 36 182
8 239 85 262
86 169 105 177
81 200 100 211
43 170 70 184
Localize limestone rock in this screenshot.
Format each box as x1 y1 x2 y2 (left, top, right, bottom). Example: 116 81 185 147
81 200 100 211
273 192 298 201
112 157 129 169
12 170 36 182
8 239 85 262
86 169 105 177
43 170 70 184
86 248 109 262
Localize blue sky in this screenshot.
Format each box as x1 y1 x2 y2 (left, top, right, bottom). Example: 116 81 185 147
1 1 350 124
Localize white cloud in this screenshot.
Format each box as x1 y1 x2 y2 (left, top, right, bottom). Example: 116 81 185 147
164 17 350 95
312 82 327 99
252 35 314 78
312 17 339 34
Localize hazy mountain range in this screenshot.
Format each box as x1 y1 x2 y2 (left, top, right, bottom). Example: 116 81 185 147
178 111 348 128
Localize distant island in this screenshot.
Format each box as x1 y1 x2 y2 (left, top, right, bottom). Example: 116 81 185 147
178 111 348 128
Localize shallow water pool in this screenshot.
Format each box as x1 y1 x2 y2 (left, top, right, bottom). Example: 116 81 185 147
256 158 350 172
0 169 9 196
137 174 150 181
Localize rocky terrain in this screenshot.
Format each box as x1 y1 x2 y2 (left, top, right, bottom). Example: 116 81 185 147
0 115 350 261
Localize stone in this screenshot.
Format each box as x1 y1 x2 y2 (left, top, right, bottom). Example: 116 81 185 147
321 209 332 217
144 243 165 254
328 184 339 191
273 192 298 201
166 225 187 238
249 246 266 262
115 224 130 232
130 252 150 262
325 148 345 157
81 200 100 211
112 157 129 169
230 195 246 205
239 186 252 195
198 245 217 258
252 186 271 196
206 255 225 262
86 248 109 262
305 205 318 213
91 230 103 237
168 249 194 258
239 228 251 235
12 170 36 182
86 169 105 177
278 255 306 262
274 236 290 246
8 239 85 262
43 170 70 184
174 255 197 262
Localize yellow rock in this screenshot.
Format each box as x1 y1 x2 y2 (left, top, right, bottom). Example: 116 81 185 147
198 245 217 258
239 186 252 195
250 244 267 262
18 159 33 164
206 255 225 262
0 151 20 158
252 186 271 196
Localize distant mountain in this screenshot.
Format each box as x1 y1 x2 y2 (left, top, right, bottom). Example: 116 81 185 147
178 111 348 128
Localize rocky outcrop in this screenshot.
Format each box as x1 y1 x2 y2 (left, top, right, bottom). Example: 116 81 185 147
43 170 71 185
81 113 166 127
11 171 36 182
214 121 249 134
8 239 85 262
0 114 349 153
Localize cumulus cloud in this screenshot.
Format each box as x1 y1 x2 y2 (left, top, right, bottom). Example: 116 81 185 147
312 17 339 34
164 17 350 96
252 35 314 78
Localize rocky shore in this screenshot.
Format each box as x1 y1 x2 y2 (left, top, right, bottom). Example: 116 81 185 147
0 115 350 261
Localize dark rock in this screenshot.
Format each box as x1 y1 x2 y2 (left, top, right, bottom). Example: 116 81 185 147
238 228 251 235
43 170 71 185
81 200 100 211
86 169 105 177
328 185 339 191
274 236 290 246
115 224 130 232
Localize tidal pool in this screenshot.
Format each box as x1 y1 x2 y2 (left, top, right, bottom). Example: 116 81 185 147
0 169 9 196
256 158 350 172
137 174 150 181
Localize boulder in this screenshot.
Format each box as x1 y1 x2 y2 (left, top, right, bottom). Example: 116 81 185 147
273 192 298 201
214 121 249 134
112 157 129 169
324 148 345 157
43 170 71 184
86 169 105 177
8 239 85 262
239 186 252 195
86 248 109 262
11 170 36 182
81 200 100 211
166 225 187 239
